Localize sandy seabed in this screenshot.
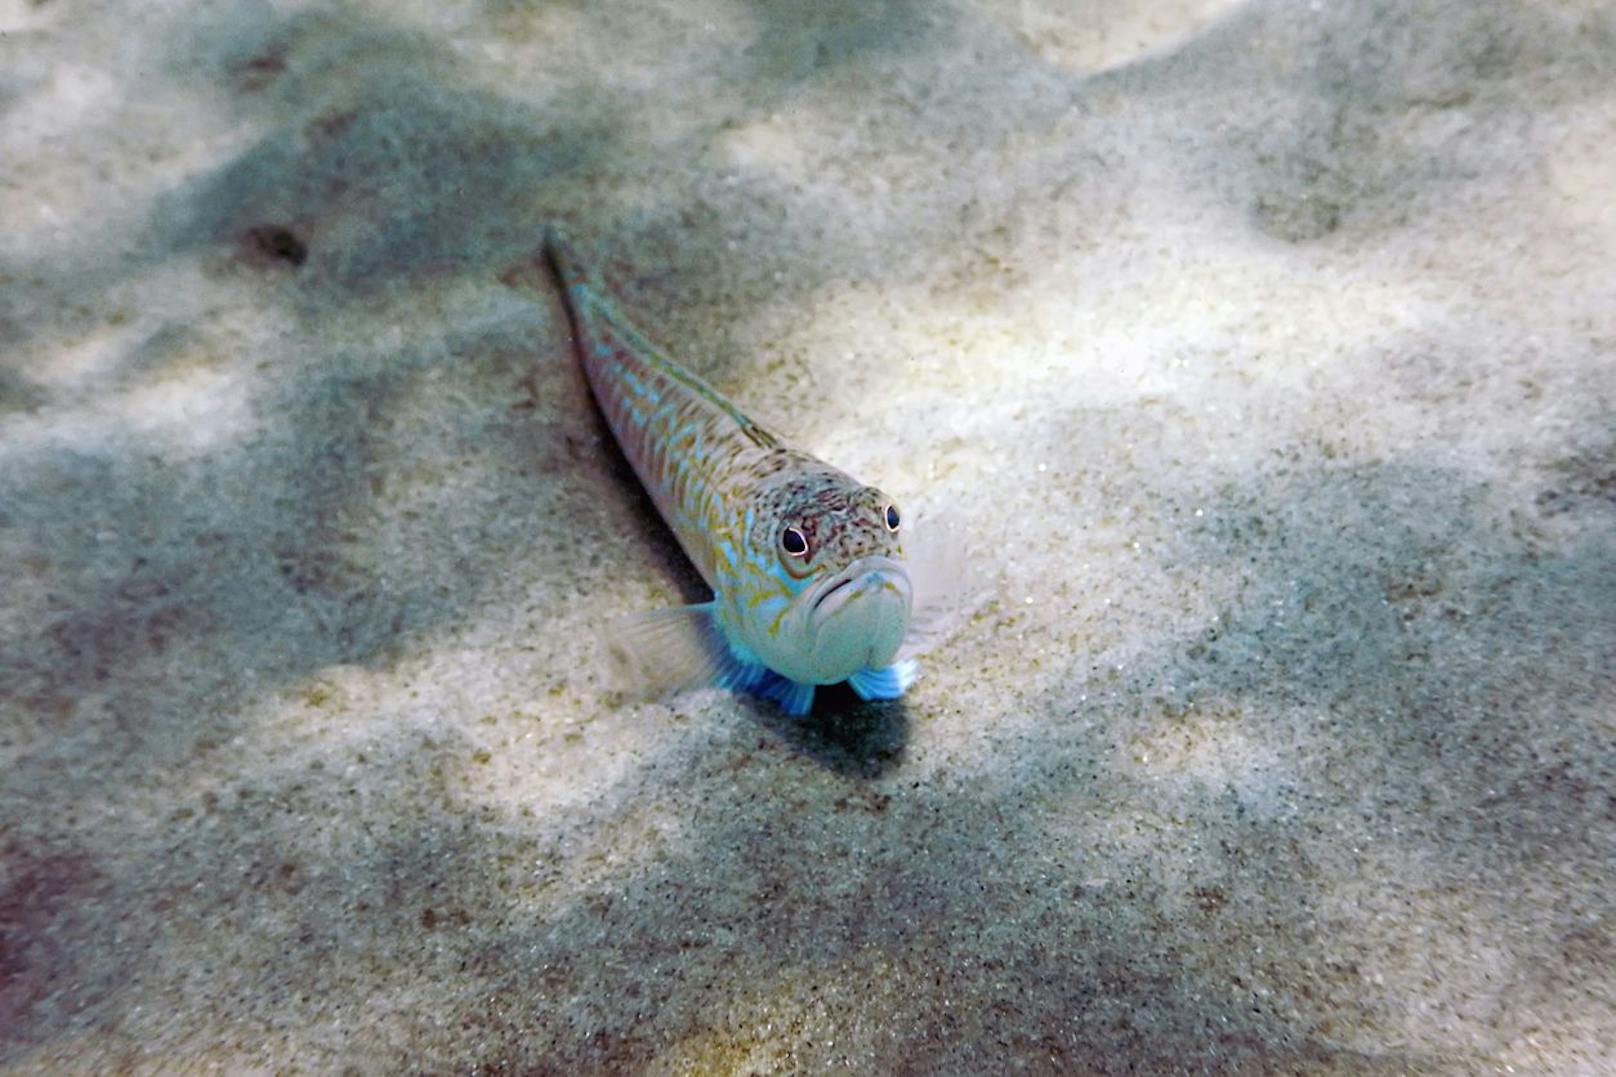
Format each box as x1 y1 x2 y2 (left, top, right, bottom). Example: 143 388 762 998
2 0 1614 1072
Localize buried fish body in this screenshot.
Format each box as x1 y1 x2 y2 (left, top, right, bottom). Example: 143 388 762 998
542 230 955 716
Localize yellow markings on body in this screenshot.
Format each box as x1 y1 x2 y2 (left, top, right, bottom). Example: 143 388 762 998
706 521 739 576
746 581 791 608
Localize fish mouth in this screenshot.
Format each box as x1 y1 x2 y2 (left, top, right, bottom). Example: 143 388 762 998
807 556 912 618
812 577 855 611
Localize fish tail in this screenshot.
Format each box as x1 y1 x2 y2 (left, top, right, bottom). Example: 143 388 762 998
542 226 592 295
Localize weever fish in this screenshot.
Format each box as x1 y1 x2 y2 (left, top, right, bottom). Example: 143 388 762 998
541 229 957 716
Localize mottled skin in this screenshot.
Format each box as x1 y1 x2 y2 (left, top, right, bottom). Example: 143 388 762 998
543 230 916 713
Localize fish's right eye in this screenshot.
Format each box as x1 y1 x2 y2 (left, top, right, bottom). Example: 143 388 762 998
781 527 809 557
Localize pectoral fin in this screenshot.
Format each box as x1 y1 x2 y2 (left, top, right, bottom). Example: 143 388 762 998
601 602 768 697
603 604 829 715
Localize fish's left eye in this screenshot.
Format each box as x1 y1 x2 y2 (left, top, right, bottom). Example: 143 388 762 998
883 504 900 532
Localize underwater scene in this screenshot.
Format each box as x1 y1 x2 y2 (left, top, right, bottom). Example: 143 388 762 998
2 0 1613 1071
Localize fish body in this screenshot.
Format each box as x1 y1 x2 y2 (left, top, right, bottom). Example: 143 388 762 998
543 230 940 715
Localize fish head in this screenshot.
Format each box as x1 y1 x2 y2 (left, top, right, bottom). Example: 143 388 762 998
731 462 913 686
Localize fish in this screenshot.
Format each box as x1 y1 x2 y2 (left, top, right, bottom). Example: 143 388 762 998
541 229 958 716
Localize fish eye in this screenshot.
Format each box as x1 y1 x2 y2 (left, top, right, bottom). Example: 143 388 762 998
781 526 809 557
883 504 901 532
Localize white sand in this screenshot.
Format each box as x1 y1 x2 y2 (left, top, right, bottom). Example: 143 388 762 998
3 0 1614 1071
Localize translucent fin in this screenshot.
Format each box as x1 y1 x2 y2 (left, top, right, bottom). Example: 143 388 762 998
601 602 768 697
600 603 825 716
899 514 974 661
848 659 919 701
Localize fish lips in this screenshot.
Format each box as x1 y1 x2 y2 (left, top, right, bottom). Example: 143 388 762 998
809 556 913 617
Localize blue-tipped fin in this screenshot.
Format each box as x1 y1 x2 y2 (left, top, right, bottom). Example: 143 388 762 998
756 672 816 716
848 659 919 701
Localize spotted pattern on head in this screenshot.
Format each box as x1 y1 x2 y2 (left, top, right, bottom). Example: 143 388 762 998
743 457 902 575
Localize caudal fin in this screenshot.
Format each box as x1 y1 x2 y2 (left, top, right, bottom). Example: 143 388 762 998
541 226 592 295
